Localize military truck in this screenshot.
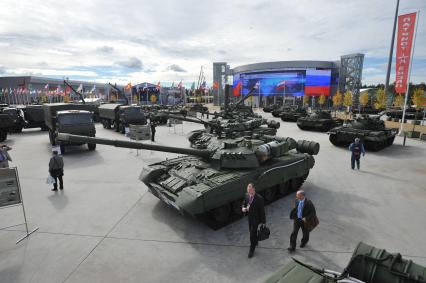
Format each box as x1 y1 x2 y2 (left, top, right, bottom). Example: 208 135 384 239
0 112 15 141
18 105 48 130
0 106 26 133
98 103 147 134
43 103 96 153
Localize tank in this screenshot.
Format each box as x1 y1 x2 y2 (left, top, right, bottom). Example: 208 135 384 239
271 105 293 117
346 242 426 283
329 116 398 151
264 258 363 283
281 107 307 122
265 242 426 283
263 104 280 113
297 111 343 132
57 133 319 228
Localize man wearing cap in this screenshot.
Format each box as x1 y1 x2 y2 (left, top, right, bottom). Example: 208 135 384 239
288 190 316 252
49 150 64 191
349 138 366 170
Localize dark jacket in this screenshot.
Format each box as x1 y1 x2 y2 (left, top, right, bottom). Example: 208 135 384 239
49 155 64 176
290 198 316 220
243 193 266 226
349 142 365 158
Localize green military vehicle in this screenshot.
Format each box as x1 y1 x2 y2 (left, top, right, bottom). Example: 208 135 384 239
0 106 26 133
43 103 96 153
57 133 319 228
0 112 15 141
265 242 426 283
98 103 147 134
18 105 48 130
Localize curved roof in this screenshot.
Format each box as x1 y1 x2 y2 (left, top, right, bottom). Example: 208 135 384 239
232 60 338 74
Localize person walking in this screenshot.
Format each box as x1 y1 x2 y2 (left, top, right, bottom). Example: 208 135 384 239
0 144 12 168
288 190 317 252
349 138 365 170
242 183 266 258
150 121 156 142
49 150 64 191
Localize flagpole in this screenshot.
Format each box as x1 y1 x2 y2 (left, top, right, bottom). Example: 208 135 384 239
385 0 400 109
399 11 419 135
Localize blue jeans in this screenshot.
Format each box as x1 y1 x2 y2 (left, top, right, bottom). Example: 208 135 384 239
351 156 360 170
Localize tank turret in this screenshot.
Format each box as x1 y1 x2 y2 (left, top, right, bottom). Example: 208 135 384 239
297 110 343 132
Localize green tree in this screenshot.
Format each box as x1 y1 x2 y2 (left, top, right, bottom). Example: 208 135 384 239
374 88 386 110
343 90 352 120
393 94 405 108
332 90 343 117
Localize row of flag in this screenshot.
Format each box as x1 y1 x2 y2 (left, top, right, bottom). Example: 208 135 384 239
0 83 98 96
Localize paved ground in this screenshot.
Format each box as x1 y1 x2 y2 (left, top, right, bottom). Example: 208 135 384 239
1 110 425 283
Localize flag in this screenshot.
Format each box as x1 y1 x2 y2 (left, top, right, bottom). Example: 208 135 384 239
65 86 72 96
91 85 96 93
156 81 161 90
276 80 286 90
56 84 62 94
124 82 132 91
395 12 417 93
213 81 219 89
190 82 195 91
76 84 83 92
177 81 182 89
201 81 206 90
254 81 260 89
233 81 242 97
44 84 49 89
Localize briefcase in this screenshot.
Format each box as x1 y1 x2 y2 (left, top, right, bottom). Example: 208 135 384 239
305 214 319 232
257 225 270 241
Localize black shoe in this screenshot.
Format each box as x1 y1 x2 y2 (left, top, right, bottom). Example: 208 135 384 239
248 250 254 258
300 243 306 248
287 247 295 252
51 188 58 191
60 187 64 190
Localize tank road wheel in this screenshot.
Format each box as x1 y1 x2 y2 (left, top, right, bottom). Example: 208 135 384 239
279 180 291 195
329 134 339 146
114 121 119 132
88 143 96 151
263 187 277 203
0 131 7 142
212 204 231 223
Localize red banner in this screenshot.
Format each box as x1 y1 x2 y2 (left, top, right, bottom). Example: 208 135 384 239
395 12 417 94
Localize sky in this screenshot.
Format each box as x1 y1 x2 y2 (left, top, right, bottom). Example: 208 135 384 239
0 0 425 87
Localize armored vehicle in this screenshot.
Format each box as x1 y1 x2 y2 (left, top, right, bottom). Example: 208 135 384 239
0 112 15 141
57 133 319 227
265 242 426 283
281 107 307 122
271 105 293 117
263 104 280 113
297 111 343 132
18 105 48 130
329 116 397 151
99 103 147 134
43 103 96 153
188 103 208 113
0 106 26 133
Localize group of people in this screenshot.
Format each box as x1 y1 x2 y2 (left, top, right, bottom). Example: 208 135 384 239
243 183 318 258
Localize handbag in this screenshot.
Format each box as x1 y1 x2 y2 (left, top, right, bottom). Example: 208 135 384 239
46 175 56 185
257 224 270 241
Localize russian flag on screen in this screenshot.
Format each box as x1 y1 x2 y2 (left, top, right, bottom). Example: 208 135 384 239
305 69 331 96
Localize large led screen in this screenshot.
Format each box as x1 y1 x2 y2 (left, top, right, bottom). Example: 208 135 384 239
234 69 331 97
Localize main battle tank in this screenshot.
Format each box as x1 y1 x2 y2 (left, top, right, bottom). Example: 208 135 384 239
281 107 307 122
297 111 343 132
264 242 426 283
271 105 293 117
57 133 319 227
329 116 397 151
263 104 280 113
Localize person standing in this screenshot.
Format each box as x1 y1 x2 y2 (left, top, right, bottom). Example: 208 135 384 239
349 138 365 170
0 144 12 168
49 150 64 191
150 121 156 142
288 190 316 252
242 183 266 258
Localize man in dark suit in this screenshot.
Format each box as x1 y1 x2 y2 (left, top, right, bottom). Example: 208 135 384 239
242 183 266 258
288 190 316 252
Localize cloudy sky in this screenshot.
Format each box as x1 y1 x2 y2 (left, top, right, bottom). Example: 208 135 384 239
0 0 425 87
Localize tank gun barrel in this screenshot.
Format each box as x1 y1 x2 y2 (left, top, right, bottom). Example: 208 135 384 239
56 134 211 159
161 113 208 125
231 87 256 110
64 80 85 104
